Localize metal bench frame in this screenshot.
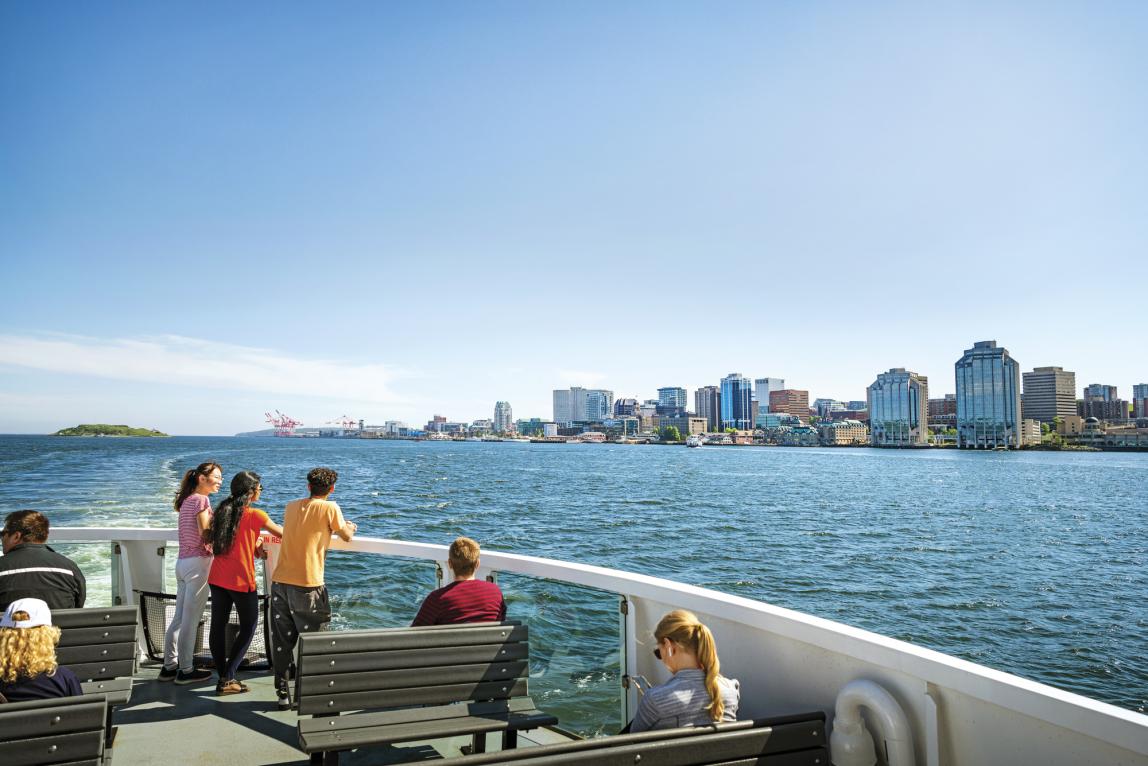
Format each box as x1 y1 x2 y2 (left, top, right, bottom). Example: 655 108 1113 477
295 622 557 765
0 695 108 766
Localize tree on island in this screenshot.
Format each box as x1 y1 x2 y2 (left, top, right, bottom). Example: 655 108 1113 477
658 425 682 442
53 424 169 437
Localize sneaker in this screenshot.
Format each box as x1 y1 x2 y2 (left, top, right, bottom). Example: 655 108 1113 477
275 677 293 710
175 668 214 685
157 666 178 682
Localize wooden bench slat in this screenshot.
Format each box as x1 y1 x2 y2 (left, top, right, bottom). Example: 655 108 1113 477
0 731 104 766
0 698 106 739
57 625 137 647
299 677 529 715
298 696 541 735
300 660 529 695
301 709 557 752
66 659 135 683
80 677 133 706
707 750 829 766
303 642 529 674
299 623 527 655
51 607 138 629
57 642 136 666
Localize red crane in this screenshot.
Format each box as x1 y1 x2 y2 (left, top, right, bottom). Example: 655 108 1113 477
265 410 303 437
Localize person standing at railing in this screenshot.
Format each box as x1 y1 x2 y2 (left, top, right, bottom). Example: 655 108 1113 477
627 610 740 732
410 537 506 626
269 467 356 710
0 510 86 612
207 471 283 696
0 597 82 702
158 461 222 686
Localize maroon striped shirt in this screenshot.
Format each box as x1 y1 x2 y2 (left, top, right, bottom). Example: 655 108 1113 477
411 579 507 626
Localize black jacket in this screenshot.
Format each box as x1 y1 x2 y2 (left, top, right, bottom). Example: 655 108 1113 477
0 542 87 611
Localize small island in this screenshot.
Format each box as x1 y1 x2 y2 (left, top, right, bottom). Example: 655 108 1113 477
53 424 170 437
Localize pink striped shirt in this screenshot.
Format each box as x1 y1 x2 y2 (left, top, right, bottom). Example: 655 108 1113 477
177 494 213 559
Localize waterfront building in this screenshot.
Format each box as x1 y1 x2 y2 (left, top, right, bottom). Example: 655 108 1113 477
425 414 448 433
695 386 722 431
1134 384 1148 419
469 419 494 435
818 419 869 446
552 389 573 423
868 368 929 446
1079 383 1128 421
1021 367 1076 423
757 412 801 429
515 418 548 436
601 417 639 436
1021 419 1042 447
754 378 785 408
846 400 867 411
955 340 1022 449
658 415 708 437
613 398 639 417
720 373 754 430
543 423 558 438
768 389 810 421
657 387 687 411
585 389 615 422
780 425 820 447
813 398 846 418
383 420 410 436
493 401 514 433
828 409 869 423
928 394 957 426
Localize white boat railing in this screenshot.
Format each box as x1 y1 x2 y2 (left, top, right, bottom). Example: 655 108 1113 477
49 527 1148 766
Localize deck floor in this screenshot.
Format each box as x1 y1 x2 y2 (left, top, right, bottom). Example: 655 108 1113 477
111 665 575 765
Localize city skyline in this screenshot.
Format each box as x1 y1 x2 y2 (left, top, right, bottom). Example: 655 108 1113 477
3 3 1147 434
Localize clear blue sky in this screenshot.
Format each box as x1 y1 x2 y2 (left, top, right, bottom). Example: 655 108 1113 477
2 1 1146 434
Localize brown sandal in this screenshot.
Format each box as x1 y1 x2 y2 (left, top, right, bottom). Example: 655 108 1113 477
216 679 247 696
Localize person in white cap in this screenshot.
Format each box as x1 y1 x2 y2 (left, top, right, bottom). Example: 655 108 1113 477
0 597 82 702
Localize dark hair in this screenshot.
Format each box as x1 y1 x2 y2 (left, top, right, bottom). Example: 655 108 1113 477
307 467 338 495
211 471 261 556
174 462 222 512
3 510 49 542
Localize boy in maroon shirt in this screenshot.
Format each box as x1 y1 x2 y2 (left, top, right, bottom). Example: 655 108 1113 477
411 537 506 626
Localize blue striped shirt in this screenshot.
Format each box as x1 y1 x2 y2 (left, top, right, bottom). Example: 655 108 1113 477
631 668 740 731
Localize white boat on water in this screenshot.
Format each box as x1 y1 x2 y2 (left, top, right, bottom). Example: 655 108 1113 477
46 526 1148 765
686 434 706 448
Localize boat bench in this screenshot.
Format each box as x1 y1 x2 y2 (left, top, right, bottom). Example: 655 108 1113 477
453 711 828 766
0 695 108 766
295 622 557 765
54 606 139 747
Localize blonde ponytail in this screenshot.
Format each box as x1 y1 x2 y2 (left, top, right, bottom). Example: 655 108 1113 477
654 610 726 722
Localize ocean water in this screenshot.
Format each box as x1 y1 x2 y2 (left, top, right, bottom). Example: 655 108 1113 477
1 435 1145 733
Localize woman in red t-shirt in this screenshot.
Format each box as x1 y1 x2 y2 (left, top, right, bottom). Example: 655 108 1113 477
207 471 283 695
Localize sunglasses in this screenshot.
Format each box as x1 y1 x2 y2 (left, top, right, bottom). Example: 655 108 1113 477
653 647 662 660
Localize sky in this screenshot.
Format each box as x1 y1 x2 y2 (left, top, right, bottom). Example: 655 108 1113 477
2 1 1146 435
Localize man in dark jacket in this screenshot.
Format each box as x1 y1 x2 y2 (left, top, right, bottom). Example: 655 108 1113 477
0 510 86 611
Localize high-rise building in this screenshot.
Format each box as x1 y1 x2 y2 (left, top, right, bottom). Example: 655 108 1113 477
813 398 845 417
694 386 722 431
754 378 785 409
955 340 1022 449
585 390 615 422
493 401 514 433
1134 384 1148 419
613 398 639 417
867 368 929 446
1079 383 1127 420
720 373 754 430
768 389 810 420
657 387 687 411
552 389 572 423
1021 367 1076 423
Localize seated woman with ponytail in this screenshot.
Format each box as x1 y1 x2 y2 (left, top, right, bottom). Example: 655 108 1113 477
630 609 740 731
207 471 283 696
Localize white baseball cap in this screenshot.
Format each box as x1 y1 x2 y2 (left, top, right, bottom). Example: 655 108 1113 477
0 597 53 629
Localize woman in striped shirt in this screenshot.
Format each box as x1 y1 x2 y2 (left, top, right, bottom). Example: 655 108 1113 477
159 462 223 685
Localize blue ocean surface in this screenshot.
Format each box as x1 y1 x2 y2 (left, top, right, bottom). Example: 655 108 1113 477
0 435 1145 733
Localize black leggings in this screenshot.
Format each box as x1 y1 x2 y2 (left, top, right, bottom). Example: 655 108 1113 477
208 584 259 681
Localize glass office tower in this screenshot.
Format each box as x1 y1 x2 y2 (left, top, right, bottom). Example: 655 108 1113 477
955 340 1022 449
867 368 929 446
720 373 754 430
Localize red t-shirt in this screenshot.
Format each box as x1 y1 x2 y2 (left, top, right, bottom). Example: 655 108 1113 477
208 507 270 592
411 579 507 626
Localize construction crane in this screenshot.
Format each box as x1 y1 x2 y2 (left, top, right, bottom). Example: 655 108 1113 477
265 410 303 437
325 414 359 431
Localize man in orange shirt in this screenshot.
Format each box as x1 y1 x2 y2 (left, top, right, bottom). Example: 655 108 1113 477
269 467 357 709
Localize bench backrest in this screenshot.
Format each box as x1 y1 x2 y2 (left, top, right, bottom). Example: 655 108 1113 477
456 712 827 766
296 622 530 716
0 695 107 765
53 606 139 682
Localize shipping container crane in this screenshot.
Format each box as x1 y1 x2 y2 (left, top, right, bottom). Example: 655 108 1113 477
265 410 303 437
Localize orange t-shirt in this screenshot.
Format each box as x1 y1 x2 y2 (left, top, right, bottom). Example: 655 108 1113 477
208 507 270 592
272 497 346 588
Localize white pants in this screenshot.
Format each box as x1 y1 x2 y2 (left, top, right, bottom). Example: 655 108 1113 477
162 555 213 672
